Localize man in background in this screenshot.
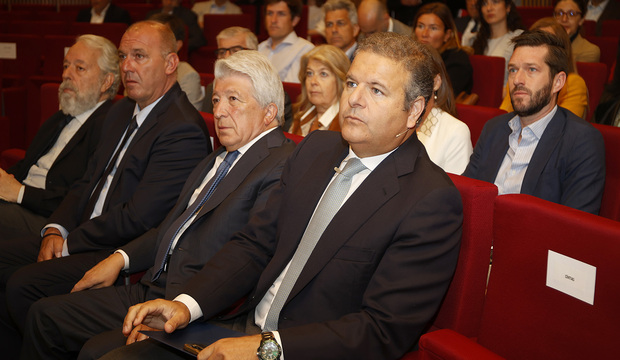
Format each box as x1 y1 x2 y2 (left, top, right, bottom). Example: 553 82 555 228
76 0 132 25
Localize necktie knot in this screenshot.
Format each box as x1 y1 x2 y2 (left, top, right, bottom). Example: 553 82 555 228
338 157 367 178
222 150 240 167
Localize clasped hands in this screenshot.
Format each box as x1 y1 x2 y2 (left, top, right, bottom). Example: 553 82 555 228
0 168 21 203
122 299 261 359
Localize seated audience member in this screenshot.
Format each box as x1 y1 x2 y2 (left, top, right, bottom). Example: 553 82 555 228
473 0 524 90
147 0 207 52
258 0 315 83
323 0 360 62
584 0 620 36
0 35 118 240
191 0 242 29
464 30 605 214
289 45 350 136
357 0 413 41
0 21 211 358
594 37 620 126
418 45 473 174
149 13 204 110
501 18 588 118
19 50 296 360
204 27 295 131
413 2 473 96
554 0 600 63
458 0 481 48
76 0 132 25
86 33 461 360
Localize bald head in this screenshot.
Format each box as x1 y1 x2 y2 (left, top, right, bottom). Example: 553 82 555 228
357 0 389 37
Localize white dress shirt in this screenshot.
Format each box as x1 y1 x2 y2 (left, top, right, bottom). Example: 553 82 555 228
258 31 315 83
90 3 110 24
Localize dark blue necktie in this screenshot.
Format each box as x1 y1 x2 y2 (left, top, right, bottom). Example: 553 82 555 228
151 150 240 281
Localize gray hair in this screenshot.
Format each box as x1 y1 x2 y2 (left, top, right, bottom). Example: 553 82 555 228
323 0 358 25
357 32 434 112
216 26 259 50
214 51 285 125
76 34 120 98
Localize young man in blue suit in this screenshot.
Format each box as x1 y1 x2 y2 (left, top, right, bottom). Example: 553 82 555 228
463 30 605 214
91 33 462 360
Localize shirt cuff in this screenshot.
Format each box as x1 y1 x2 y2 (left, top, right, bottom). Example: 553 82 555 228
62 239 69 257
173 294 203 323
16 185 25 204
115 250 130 270
272 331 284 360
41 224 69 239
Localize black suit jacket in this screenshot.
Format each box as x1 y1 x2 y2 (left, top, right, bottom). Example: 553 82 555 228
183 130 463 359
8 101 111 217
146 6 207 51
48 83 211 254
463 106 605 214
76 4 133 25
119 128 295 300
594 0 620 36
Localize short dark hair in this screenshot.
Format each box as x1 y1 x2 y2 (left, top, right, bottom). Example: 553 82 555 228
148 13 186 43
512 29 569 80
357 32 435 112
265 0 303 19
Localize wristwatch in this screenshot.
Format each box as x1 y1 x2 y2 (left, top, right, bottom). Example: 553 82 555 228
257 331 281 360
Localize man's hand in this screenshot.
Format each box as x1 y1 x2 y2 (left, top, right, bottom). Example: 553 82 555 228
197 335 262 360
122 299 191 337
125 324 159 345
71 253 125 292
38 229 64 262
0 168 21 203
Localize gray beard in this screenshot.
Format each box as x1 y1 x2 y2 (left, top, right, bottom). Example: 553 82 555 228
58 81 101 117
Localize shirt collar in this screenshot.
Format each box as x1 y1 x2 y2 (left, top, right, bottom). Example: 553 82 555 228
132 94 165 128
345 145 396 171
388 17 394 32
73 100 106 126
509 105 558 140
267 31 298 49
232 126 278 157
318 103 339 128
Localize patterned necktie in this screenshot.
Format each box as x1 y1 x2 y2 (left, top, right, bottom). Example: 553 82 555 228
81 116 138 223
151 150 240 281
263 157 367 331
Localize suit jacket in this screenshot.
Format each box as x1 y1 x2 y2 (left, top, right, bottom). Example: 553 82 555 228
48 83 211 254
442 48 473 95
146 6 207 51
594 0 620 36
463 106 605 214
184 130 463 359
76 4 132 25
8 101 111 217
572 33 600 63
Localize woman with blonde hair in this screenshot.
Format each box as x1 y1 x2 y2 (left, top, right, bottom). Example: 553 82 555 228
417 44 473 174
289 45 350 136
500 17 588 119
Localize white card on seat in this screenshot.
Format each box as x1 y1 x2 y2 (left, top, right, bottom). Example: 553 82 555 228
546 250 596 305
0 42 17 59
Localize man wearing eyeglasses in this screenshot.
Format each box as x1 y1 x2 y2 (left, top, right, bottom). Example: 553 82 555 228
204 26 295 131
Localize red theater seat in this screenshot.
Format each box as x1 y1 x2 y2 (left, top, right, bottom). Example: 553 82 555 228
456 104 506 146
592 123 620 221
469 55 505 108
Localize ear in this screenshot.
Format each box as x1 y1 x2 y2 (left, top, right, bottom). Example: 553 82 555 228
164 52 180 75
406 95 426 129
176 39 183 53
444 29 453 44
264 102 279 127
352 24 360 37
292 16 301 28
433 74 442 92
551 71 567 94
578 17 585 27
100 72 115 99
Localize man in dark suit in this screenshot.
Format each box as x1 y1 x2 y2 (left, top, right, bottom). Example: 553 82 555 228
76 0 132 25
463 30 605 214
19 50 295 360
0 35 119 240
0 21 211 358
94 32 462 360
147 0 207 52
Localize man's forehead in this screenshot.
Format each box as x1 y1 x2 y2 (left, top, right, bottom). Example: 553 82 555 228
510 46 549 66
349 51 403 85
218 34 247 48
267 1 291 13
120 28 159 52
326 9 350 21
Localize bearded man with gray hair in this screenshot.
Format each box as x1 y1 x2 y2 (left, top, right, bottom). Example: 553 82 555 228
0 34 120 239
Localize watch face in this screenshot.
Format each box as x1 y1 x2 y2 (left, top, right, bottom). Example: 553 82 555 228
259 340 280 360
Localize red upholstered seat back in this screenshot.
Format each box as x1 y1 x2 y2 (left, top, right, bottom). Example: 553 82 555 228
592 123 620 221
200 111 221 151
577 61 609 122
469 55 505 108
456 104 506 146
478 194 620 359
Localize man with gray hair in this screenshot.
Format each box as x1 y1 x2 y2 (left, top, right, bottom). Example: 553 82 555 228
21 50 296 360
100 32 462 360
323 0 360 61
0 35 119 240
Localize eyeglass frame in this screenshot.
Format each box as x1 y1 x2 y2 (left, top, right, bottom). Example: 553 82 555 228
214 46 249 59
553 10 582 18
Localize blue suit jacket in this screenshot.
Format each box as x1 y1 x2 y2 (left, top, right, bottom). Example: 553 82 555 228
463 106 605 214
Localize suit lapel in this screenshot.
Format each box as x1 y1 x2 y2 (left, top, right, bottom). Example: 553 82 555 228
487 120 512 182
521 110 565 194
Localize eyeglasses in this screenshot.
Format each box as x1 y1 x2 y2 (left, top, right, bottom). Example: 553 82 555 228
553 10 582 18
214 46 248 58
